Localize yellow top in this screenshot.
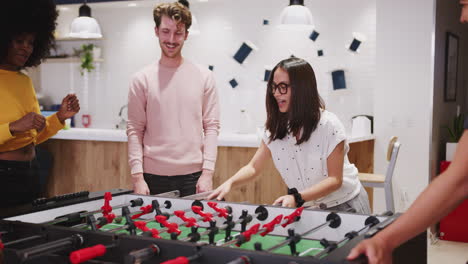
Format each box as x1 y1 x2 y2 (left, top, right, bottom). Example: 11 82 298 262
0 69 64 152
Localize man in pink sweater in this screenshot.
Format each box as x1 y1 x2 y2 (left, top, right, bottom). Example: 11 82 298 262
127 1 220 197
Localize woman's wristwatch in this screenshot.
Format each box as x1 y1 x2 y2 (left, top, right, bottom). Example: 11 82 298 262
287 188 305 207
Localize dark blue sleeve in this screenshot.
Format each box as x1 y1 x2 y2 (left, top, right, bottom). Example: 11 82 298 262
465 117 468 130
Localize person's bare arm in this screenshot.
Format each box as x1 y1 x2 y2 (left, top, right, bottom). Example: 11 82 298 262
348 131 468 264
207 141 272 200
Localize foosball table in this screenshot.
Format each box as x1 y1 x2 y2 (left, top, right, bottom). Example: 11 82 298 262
0 190 426 264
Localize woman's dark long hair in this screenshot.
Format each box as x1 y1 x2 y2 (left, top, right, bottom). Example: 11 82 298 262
265 57 325 145
0 0 58 69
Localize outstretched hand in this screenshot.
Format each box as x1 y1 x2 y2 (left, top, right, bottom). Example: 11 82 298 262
57 94 80 122
273 194 295 207
207 180 232 200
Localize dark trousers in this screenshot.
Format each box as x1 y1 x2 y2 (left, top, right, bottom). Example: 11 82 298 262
143 171 202 197
0 159 40 208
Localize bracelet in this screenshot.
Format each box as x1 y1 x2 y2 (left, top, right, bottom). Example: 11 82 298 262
287 188 305 207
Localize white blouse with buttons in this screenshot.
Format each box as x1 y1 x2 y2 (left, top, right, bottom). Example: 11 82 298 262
263 110 362 208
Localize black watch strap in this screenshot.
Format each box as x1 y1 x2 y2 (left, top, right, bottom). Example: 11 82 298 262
287 188 305 207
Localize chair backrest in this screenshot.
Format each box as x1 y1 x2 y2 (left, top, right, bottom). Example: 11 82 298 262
384 137 401 184
386 136 398 161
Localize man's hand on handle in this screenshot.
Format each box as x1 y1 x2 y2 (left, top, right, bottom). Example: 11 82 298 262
196 169 213 193
132 173 150 195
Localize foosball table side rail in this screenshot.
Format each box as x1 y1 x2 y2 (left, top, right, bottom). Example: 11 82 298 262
0 218 426 264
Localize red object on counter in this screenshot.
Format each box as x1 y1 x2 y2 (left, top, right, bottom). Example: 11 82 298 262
82 114 91 128
439 161 468 242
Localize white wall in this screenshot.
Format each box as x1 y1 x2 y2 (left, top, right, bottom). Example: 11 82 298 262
36 0 442 214
432 0 468 180
373 0 436 213
39 0 376 133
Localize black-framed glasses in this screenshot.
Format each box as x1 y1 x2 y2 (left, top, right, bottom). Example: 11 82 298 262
269 82 290 95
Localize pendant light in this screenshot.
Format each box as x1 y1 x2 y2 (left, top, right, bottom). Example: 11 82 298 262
69 1 103 39
279 0 314 30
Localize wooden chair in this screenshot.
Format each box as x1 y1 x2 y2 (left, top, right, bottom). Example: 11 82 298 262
358 136 401 213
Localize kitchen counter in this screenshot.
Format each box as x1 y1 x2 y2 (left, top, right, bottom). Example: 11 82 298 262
52 128 375 147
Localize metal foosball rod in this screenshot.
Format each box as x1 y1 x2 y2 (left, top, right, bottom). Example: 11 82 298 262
72 199 168 230
176 205 271 244
0 234 44 249
42 195 144 226
183 190 214 200
105 200 182 235
154 190 181 198
225 255 252 264
176 202 233 227
309 216 380 259
16 234 84 262
107 210 181 236
261 212 341 254
220 213 284 247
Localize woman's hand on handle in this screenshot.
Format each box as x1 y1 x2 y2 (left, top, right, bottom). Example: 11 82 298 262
207 180 232 201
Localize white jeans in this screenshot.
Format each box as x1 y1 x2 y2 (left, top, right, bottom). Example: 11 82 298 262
326 186 371 214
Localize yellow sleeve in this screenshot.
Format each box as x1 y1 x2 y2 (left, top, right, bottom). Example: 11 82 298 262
0 122 15 145
36 113 64 145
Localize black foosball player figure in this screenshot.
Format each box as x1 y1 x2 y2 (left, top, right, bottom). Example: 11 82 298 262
208 57 371 214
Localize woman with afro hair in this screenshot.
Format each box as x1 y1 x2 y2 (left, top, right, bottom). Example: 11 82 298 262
0 0 80 208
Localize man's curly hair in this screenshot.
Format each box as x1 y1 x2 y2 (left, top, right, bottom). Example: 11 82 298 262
153 2 192 31
0 0 58 69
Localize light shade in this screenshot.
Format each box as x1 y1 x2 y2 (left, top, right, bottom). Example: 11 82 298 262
69 3 102 38
279 0 314 30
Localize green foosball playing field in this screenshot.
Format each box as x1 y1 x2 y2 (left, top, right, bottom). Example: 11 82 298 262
93 218 325 257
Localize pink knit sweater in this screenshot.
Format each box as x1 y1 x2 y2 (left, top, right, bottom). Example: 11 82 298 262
127 60 220 176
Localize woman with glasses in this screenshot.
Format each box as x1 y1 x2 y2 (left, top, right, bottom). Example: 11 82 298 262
208 57 370 213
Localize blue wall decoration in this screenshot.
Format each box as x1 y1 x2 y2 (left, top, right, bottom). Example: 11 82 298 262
332 70 346 90
309 30 320 41
264 69 272 82
349 38 362 52
229 78 238 88
233 42 253 64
